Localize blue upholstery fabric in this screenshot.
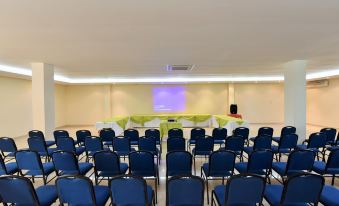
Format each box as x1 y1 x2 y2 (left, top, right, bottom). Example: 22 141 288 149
213 185 227 206
234 127 249 142
99 128 115 146
0 161 18 175
313 149 339 175
167 137 186 152
28 130 56 147
129 151 157 177
244 146 254 154
16 151 55 176
34 185 58 206
76 130 91 145
139 137 159 155
28 137 54 157
93 185 110 206
224 136 244 154
212 128 227 144
85 136 104 157
110 177 154 206
320 185 339 206
94 151 128 178
193 137 214 156
168 128 184 138
57 138 84 156
234 162 248 173
203 151 235 177
145 129 161 145
235 150 273 175
0 137 17 154
124 129 139 145
320 128 337 144
202 163 232 177
113 136 133 156
52 151 92 175
166 151 192 177
272 126 296 143
189 128 206 146
78 162 93 175
264 185 286 206
26 162 54 176
167 176 204 206
271 145 290 154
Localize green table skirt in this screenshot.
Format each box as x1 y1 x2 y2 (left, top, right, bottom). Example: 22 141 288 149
159 121 183 138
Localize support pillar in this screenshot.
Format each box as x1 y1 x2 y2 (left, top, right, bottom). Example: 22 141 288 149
31 63 55 139
284 60 307 143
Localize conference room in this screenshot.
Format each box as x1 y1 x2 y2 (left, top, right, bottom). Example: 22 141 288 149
1 1 339 205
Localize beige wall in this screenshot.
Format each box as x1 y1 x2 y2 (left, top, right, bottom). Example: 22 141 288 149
55 84 67 127
234 83 284 123
307 77 339 128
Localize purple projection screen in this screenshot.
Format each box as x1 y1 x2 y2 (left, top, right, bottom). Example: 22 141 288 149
152 86 186 112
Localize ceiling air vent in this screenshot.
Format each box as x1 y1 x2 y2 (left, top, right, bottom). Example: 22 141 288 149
166 65 194 71
307 79 329 88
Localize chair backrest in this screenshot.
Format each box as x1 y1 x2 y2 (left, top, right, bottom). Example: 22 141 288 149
28 137 48 154
56 175 98 205
0 155 8 174
212 127 227 141
166 151 192 176
124 129 139 142
99 128 115 142
110 175 150 205
224 135 244 152
166 175 204 206
54 130 70 141
76 130 91 144
168 128 183 138
253 135 272 150
233 127 249 141
85 136 104 153
247 149 274 172
94 151 121 175
258 127 273 137
286 150 315 175
224 174 265 205
279 133 298 150
190 128 206 141
0 175 41 205
57 137 76 153
113 136 132 153
138 136 157 152
28 130 45 141
326 148 339 171
0 137 17 153
320 128 337 143
15 150 43 172
281 126 296 137
129 151 155 176
194 136 214 153
208 150 236 176
308 132 327 149
52 151 80 175
280 173 324 205
167 137 186 152
145 129 160 142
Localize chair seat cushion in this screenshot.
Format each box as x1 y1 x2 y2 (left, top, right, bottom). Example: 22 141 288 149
313 161 339 175
26 162 54 176
202 163 232 177
214 185 227 205
120 163 129 173
45 140 56 147
115 148 136 157
131 166 157 177
93 185 110 206
264 184 283 206
79 162 93 175
146 185 154 205
75 147 85 155
192 149 212 156
271 146 291 154
243 147 254 154
321 185 339 206
272 162 287 176
4 162 18 175
130 141 139 145
35 185 58 206
235 162 248 173
327 146 339 151
214 140 225 144
103 141 113 146
272 137 280 143
98 163 128 177
297 145 320 152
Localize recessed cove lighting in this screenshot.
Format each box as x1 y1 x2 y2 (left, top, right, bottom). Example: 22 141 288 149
0 65 32 76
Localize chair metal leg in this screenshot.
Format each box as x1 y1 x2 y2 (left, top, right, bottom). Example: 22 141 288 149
206 179 209 204
193 156 196 175
154 178 158 203
332 175 335 185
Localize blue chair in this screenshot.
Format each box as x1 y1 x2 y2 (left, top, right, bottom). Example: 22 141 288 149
76 129 91 146
15 150 55 184
244 135 272 155
28 137 57 162
54 130 75 143
29 130 55 147
129 151 159 202
321 128 337 145
320 184 339 206
166 151 192 181
85 136 106 162
233 127 249 146
56 137 85 156
167 175 204 206
297 132 327 161
250 127 274 142
168 128 183 138
313 148 339 185
201 150 236 203
139 136 161 164
0 175 58 206
212 174 266 206
52 151 93 176
124 129 140 146
264 173 324 206
113 136 136 160
0 154 18 175
99 128 115 147
0 137 18 162
56 175 110 206
235 149 274 183
93 151 128 185
222 135 244 161
167 137 186 152
212 128 227 147
145 128 162 152
188 127 206 150
272 149 315 183
110 175 155 206
271 133 298 161
272 126 296 143
192 136 214 173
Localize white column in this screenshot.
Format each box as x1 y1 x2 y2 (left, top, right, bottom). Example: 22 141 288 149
31 63 55 139
284 60 307 143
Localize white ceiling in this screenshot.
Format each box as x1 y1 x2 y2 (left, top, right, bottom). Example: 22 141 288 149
1 0 339 79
